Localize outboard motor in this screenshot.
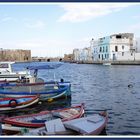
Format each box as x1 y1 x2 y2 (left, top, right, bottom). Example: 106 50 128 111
60 78 64 83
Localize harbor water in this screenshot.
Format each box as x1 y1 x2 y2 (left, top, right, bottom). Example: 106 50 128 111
3 62 140 135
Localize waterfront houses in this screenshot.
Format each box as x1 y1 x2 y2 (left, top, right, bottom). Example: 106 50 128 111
73 33 140 63
92 33 135 61
73 47 93 63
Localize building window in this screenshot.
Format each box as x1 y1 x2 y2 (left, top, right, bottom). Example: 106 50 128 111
116 35 122 39
105 54 106 58
100 47 102 52
102 54 104 60
122 46 124 50
98 54 100 59
131 53 133 56
107 54 109 58
122 52 124 56
106 46 108 52
115 46 118 52
103 47 104 52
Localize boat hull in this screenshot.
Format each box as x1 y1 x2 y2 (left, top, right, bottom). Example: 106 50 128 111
0 85 71 101
23 111 108 136
0 95 39 111
3 103 84 128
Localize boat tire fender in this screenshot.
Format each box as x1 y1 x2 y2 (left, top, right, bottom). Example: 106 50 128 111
9 99 18 108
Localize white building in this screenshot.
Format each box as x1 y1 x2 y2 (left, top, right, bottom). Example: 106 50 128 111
73 46 94 62
73 49 80 61
134 38 140 52
73 33 140 63
92 33 140 61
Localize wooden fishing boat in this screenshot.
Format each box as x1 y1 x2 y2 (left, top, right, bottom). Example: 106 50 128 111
64 111 108 135
3 103 84 128
0 84 71 101
23 111 108 136
0 95 39 111
0 81 70 88
0 62 71 89
0 81 71 96
0 63 71 102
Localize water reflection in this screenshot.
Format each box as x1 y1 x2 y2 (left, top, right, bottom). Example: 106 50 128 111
1 98 71 117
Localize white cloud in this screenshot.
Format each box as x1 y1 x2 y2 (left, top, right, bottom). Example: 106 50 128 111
1 17 13 22
58 3 136 23
0 16 15 23
24 20 46 29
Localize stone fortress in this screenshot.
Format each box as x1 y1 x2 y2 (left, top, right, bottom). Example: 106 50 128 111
0 48 31 62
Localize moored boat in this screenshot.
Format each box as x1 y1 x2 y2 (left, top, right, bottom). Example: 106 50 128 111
0 95 39 111
0 62 32 82
64 111 108 135
0 84 70 101
102 62 111 66
23 111 108 136
0 62 71 90
2 103 84 128
0 63 71 100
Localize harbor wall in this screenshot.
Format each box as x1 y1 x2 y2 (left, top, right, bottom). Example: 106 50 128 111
72 60 140 65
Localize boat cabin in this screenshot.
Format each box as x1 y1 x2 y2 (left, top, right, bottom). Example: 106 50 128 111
0 62 14 74
0 62 34 83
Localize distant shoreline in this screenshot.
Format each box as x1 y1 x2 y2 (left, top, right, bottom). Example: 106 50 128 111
63 60 140 65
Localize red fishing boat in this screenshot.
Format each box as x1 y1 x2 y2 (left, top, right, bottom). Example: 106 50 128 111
3 103 84 128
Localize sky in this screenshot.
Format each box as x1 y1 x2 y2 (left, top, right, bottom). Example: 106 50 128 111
0 3 140 57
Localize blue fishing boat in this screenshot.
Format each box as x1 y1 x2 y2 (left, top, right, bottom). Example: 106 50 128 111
0 63 71 92
0 85 70 101
0 95 39 111
0 63 71 101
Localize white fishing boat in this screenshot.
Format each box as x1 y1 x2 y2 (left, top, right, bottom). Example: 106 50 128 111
64 111 108 135
102 62 111 66
0 62 32 82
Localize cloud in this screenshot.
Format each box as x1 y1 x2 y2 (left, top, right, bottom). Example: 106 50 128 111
1 17 13 22
58 3 136 23
24 20 46 29
0 16 15 23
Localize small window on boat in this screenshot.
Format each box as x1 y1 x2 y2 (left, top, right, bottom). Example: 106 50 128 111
0 63 9 68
